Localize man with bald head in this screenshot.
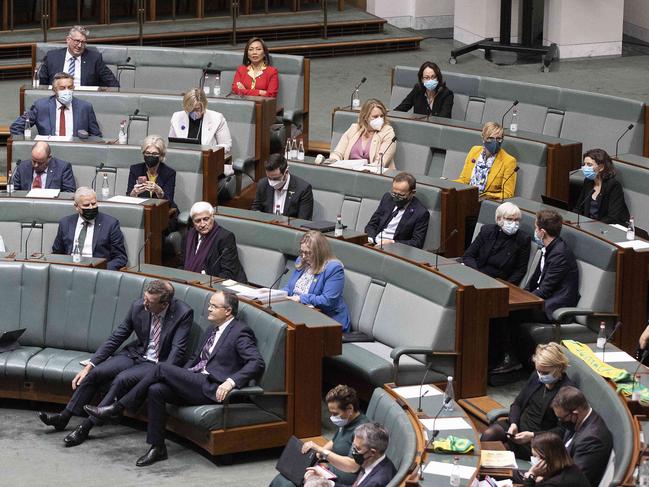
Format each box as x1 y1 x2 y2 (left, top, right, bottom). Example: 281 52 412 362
52 186 127 270
12 141 76 192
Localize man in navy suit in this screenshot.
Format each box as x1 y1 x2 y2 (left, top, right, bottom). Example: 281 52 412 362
37 280 192 447
51 186 128 270
12 141 76 192
86 290 265 467
38 25 119 88
364 172 430 248
10 72 102 138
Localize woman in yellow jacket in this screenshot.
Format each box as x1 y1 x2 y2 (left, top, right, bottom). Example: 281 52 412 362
329 99 397 169
455 121 517 200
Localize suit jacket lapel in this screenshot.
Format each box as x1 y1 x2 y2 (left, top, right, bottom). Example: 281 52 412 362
208 320 235 362
92 213 102 252
45 163 55 189
177 112 189 138
71 99 79 135
158 302 176 348
202 111 217 145
265 183 275 213
283 177 297 216
48 97 57 135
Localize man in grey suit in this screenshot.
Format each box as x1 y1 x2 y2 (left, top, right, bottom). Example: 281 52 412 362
37 280 193 448
12 141 76 192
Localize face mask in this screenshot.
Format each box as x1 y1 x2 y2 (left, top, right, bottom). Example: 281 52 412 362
351 447 367 466
268 176 286 190
57 89 73 106
484 140 502 156
391 193 409 208
369 117 384 131
330 415 348 428
144 155 160 168
189 111 202 121
530 456 541 467
501 220 519 236
537 371 558 384
582 165 597 180
423 79 438 91
81 207 98 221
533 230 544 247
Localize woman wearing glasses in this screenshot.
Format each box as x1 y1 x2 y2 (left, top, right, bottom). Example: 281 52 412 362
284 231 351 331
455 121 518 200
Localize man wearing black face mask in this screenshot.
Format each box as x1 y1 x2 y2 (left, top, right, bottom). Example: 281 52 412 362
52 186 128 270
364 172 429 248
127 135 177 210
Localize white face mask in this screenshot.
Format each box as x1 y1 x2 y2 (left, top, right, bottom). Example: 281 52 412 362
501 220 520 236
268 176 286 190
57 89 73 106
530 455 541 467
369 117 384 131
330 415 348 427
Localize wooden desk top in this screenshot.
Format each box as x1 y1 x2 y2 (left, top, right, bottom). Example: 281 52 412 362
498 279 545 311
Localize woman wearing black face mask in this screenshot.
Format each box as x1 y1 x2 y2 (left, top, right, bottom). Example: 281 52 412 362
126 135 177 210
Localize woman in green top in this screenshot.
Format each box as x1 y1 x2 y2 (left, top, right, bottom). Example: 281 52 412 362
269 385 369 486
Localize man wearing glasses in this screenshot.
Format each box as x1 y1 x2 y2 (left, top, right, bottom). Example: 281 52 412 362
38 25 119 88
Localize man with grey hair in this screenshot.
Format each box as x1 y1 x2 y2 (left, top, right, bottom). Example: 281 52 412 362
38 25 119 87
12 141 76 192
52 186 127 270
37 279 193 448
306 422 396 487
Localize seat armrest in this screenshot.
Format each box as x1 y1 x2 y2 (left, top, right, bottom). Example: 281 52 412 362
226 386 265 402
486 408 509 424
390 346 458 362
552 308 617 324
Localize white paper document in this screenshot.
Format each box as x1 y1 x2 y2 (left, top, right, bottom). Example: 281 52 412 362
236 288 288 305
423 461 476 479
221 279 238 286
26 188 60 198
420 417 472 431
609 224 628 232
617 239 649 250
34 135 73 142
107 195 147 204
393 384 442 399
225 283 256 294
595 351 637 362
329 159 368 170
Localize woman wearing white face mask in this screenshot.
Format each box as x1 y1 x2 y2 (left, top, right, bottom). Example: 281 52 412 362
462 202 531 285
169 88 232 152
523 432 590 486
481 343 575 461
394 61 454 118
329 98 397 168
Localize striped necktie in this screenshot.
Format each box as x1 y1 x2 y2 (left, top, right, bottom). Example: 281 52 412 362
150 314 162 359
68 56 76 79
189 327 219 372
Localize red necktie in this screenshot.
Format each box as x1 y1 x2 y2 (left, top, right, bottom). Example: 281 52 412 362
33 172 43 188
59 106 66 136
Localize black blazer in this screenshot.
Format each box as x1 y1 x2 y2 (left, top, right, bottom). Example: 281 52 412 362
394 84 454 118
564 410 613 487
523 465 590 487
126 162 177 209
525 237 580 321
365 193 430 248
251 173 314 220
90 298 193 366
575 176 630 226
462 224 531 284
186 319 265 398
39 47 119 87
182 225 248 283
335 457 397 487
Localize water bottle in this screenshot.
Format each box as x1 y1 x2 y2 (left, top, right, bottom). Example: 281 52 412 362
0 235 6 252
23 113 31 140
118 120 128 145
510 107 518 132
213 73 221 96
284 140 290 161
638 458 649 487
33 65 40 88
290 138 298 160
632 375 641 402
335 215 343 237
275 204 281 216
297 140 305 161
101 173 110 198
7 170 13 195
72 242 82 263
627 217 636 240
352 89 360 109
597 322 607 350
443 376 454 411
203 74 211 95
449 456 461 487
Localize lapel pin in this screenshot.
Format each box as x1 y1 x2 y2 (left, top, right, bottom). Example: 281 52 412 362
181 125 186 131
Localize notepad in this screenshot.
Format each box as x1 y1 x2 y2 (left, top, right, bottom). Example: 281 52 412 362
595 351 637 362
27 188 60 198
617 240 649 250
420 417 472 431
107 195 147 204
423 460 476 479
480 450 518 468
393 384 442 399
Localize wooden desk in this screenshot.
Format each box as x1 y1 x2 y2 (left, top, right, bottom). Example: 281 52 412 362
497 279 544 311
1 253 107 269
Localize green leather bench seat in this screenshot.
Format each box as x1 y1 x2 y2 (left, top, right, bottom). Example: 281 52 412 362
609 156 649 233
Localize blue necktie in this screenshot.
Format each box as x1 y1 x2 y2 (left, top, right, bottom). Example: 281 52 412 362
68 57 76 79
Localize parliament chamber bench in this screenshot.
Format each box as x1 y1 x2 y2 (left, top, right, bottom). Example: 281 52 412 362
390 66 648 158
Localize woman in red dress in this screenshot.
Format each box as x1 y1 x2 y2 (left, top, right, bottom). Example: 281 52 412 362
231 37 279 97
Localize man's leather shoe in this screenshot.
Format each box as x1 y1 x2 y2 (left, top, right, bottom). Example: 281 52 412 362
38 412 68 431
63 424 90 447
84 402 123 422
136 445 168 467
491 354 522 374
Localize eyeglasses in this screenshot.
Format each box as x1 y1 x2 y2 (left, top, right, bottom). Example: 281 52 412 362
485 137 504 143
422 75 437 81
208 304 228 310
143 151 161 157
68 37 87 45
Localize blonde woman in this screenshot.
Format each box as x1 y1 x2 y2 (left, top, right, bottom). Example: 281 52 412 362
455 121 517 199
127 134 176 209
329 99 396 169
169 88 232 151
283 231 351 330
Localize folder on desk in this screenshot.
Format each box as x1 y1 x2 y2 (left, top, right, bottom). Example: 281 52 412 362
275 436 318 485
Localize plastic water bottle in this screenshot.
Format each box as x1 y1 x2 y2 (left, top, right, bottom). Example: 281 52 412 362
335 215 343 237
101 173 110 198
443 376 454 411
72 242 82 263
597 322 607 350
0 235 6 252
203 74 211 95
638 459 649 487
7 171 13 195
352 89 360 109
118 120 128 145
632 375 642 402
33 65 40 88
275 205 281 216
213 73 221 96
289 138 298 160
510 107 518 132
284 140 290 161
627 217 635 240
297 140 305 161
449 456 461 487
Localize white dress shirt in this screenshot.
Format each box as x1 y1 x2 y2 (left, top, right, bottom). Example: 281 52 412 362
272 173 291 215
201 317 236 387
143 307 169 362
377 205 405 241
355 455 386 485
64 49 82 87
72 215 95 257
54 98 73 137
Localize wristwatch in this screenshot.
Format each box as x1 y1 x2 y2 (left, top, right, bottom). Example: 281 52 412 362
320 449 331 462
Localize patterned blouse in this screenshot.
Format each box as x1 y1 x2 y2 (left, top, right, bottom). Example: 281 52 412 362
469 150 496 192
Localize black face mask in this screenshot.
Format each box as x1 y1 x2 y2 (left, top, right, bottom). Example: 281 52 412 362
144 155 160 168
81 207 98 221
559 420 575 433
351 447 367 466
391 193 410 208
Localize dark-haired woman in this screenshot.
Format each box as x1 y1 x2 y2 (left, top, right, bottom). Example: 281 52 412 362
394 61 454 118
522 432 590 487
232 37 279 97
574 148 629 226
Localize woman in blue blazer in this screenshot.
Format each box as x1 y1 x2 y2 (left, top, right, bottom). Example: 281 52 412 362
284 230 351 331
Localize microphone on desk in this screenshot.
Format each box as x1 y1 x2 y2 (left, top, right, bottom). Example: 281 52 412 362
615 124 634 157
500 100 519 128
574 187 594 229
137 232 151 272
267 268 289 311
117 57 134 91
601 321 622 361
433 229 458 270
24 220 36 260
423 395 453 451
499 166 520 203
90 162 105 191
349 77 366 109
378 136 397 176
417 363 434 413
207 250 227 288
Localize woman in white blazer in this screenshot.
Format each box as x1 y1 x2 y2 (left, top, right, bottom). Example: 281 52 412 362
169 88 232 152
329 98 396 169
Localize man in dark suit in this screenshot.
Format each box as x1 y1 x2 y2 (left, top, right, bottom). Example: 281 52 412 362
251 153 314 220
51 186 128 270
37 280 192 447
10 72 102 138
182 201 247 282
364 172 429 248
86 290 265 467
12 141 76 192
551 386 613 487
38 25 119 88
306 422 396 487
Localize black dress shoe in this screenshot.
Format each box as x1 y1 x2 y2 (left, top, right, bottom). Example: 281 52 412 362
38 412 68 431
63 424 90 447
84 402 123 422
491 354 522 374
136 445 168 467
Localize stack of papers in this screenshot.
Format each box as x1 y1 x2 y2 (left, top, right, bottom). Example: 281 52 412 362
393 384 442 399
480 450 518 469
236 288 288 305
108 195 147 204
423 461 475 479
26 188 60 198
594 351 636 362
329 159 368 170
